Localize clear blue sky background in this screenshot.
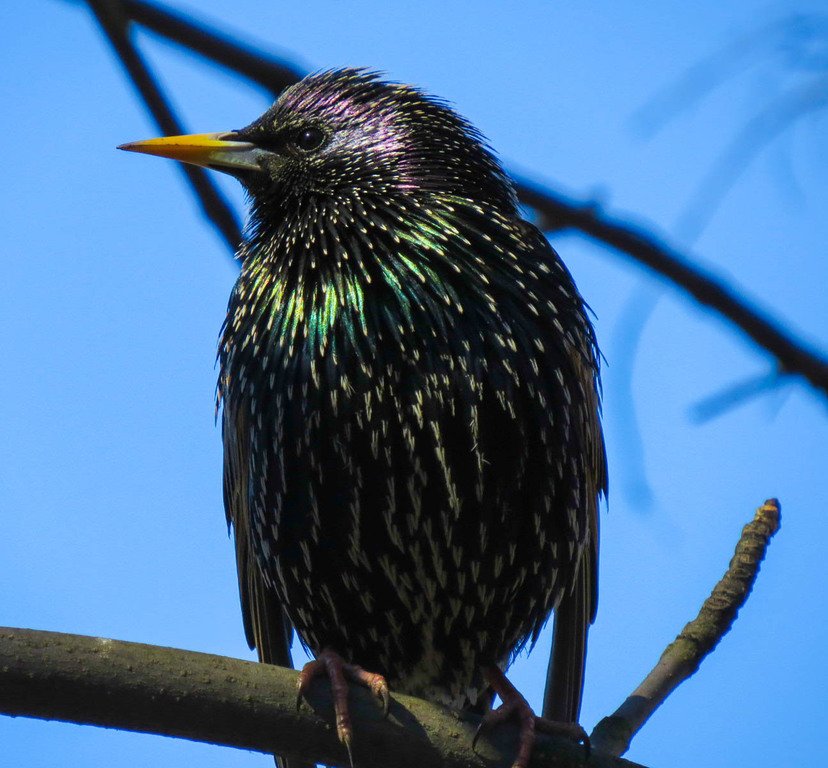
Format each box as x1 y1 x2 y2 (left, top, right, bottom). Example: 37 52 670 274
2 2 827 767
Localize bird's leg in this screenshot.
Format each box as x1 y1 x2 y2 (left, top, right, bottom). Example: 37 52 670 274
473 665 589 768
296 647 390 762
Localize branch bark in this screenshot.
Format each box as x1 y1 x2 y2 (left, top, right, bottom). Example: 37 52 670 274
590 498 782 756
0 627 644 768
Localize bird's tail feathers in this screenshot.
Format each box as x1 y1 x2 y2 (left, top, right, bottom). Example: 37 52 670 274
542 555 592 723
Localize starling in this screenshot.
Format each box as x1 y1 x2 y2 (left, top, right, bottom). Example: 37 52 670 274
120 68 606 767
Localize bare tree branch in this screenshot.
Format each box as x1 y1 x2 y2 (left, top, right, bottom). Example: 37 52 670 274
690 371 786 423
86 0 243 251
513 179 828 399
0 627 645 768
675 76 828 240
590 498 782 757
121 0 303 94
630 15 816 136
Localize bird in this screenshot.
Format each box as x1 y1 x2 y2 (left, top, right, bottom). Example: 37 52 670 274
120 68 606 768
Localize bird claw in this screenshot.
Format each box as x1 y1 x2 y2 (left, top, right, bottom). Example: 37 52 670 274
296 656 326 712
341 731 354 768
342 661 391 718
471 719 486 752
295 648 390 762
473 665 589 768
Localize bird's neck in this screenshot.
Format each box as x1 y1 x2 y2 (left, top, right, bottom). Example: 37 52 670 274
218 189 526 403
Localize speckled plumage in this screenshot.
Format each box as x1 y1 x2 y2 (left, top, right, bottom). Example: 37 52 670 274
216 69 606 718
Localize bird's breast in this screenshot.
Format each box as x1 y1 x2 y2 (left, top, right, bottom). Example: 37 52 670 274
226 289 587 697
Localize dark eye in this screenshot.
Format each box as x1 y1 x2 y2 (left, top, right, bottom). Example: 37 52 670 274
295 127 326 152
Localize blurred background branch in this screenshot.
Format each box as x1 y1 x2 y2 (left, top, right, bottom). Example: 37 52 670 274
634 13 828 240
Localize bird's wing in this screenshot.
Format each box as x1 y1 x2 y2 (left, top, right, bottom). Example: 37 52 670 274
505 220 607 725
223 404 295 668
542 338 606 724
224 405 313 768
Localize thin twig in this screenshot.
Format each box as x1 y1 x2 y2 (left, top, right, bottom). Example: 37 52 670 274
0 627 645 768
675 75 828 240
590 498 782 756
690 370 787 423
121 0 303 94
85 0 243 251
631 16 797 136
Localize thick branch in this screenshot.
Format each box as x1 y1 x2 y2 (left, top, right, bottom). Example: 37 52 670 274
0 628 644 768
590 498 781 756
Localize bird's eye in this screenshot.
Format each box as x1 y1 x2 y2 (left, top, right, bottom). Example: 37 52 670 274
295 127 326 152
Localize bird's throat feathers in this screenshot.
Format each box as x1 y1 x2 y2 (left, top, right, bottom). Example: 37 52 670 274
225 190 527 370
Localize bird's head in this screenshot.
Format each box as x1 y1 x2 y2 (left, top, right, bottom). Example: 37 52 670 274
119 68 515 216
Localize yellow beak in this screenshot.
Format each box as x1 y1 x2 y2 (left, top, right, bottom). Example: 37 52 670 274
118 132 263 174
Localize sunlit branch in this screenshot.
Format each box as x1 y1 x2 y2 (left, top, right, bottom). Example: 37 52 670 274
590 499 781 756
0 627 646 768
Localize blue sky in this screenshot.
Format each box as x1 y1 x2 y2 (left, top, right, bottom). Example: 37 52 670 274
2 1 827 767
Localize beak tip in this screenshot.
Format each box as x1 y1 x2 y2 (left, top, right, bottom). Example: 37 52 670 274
113 132 260 172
